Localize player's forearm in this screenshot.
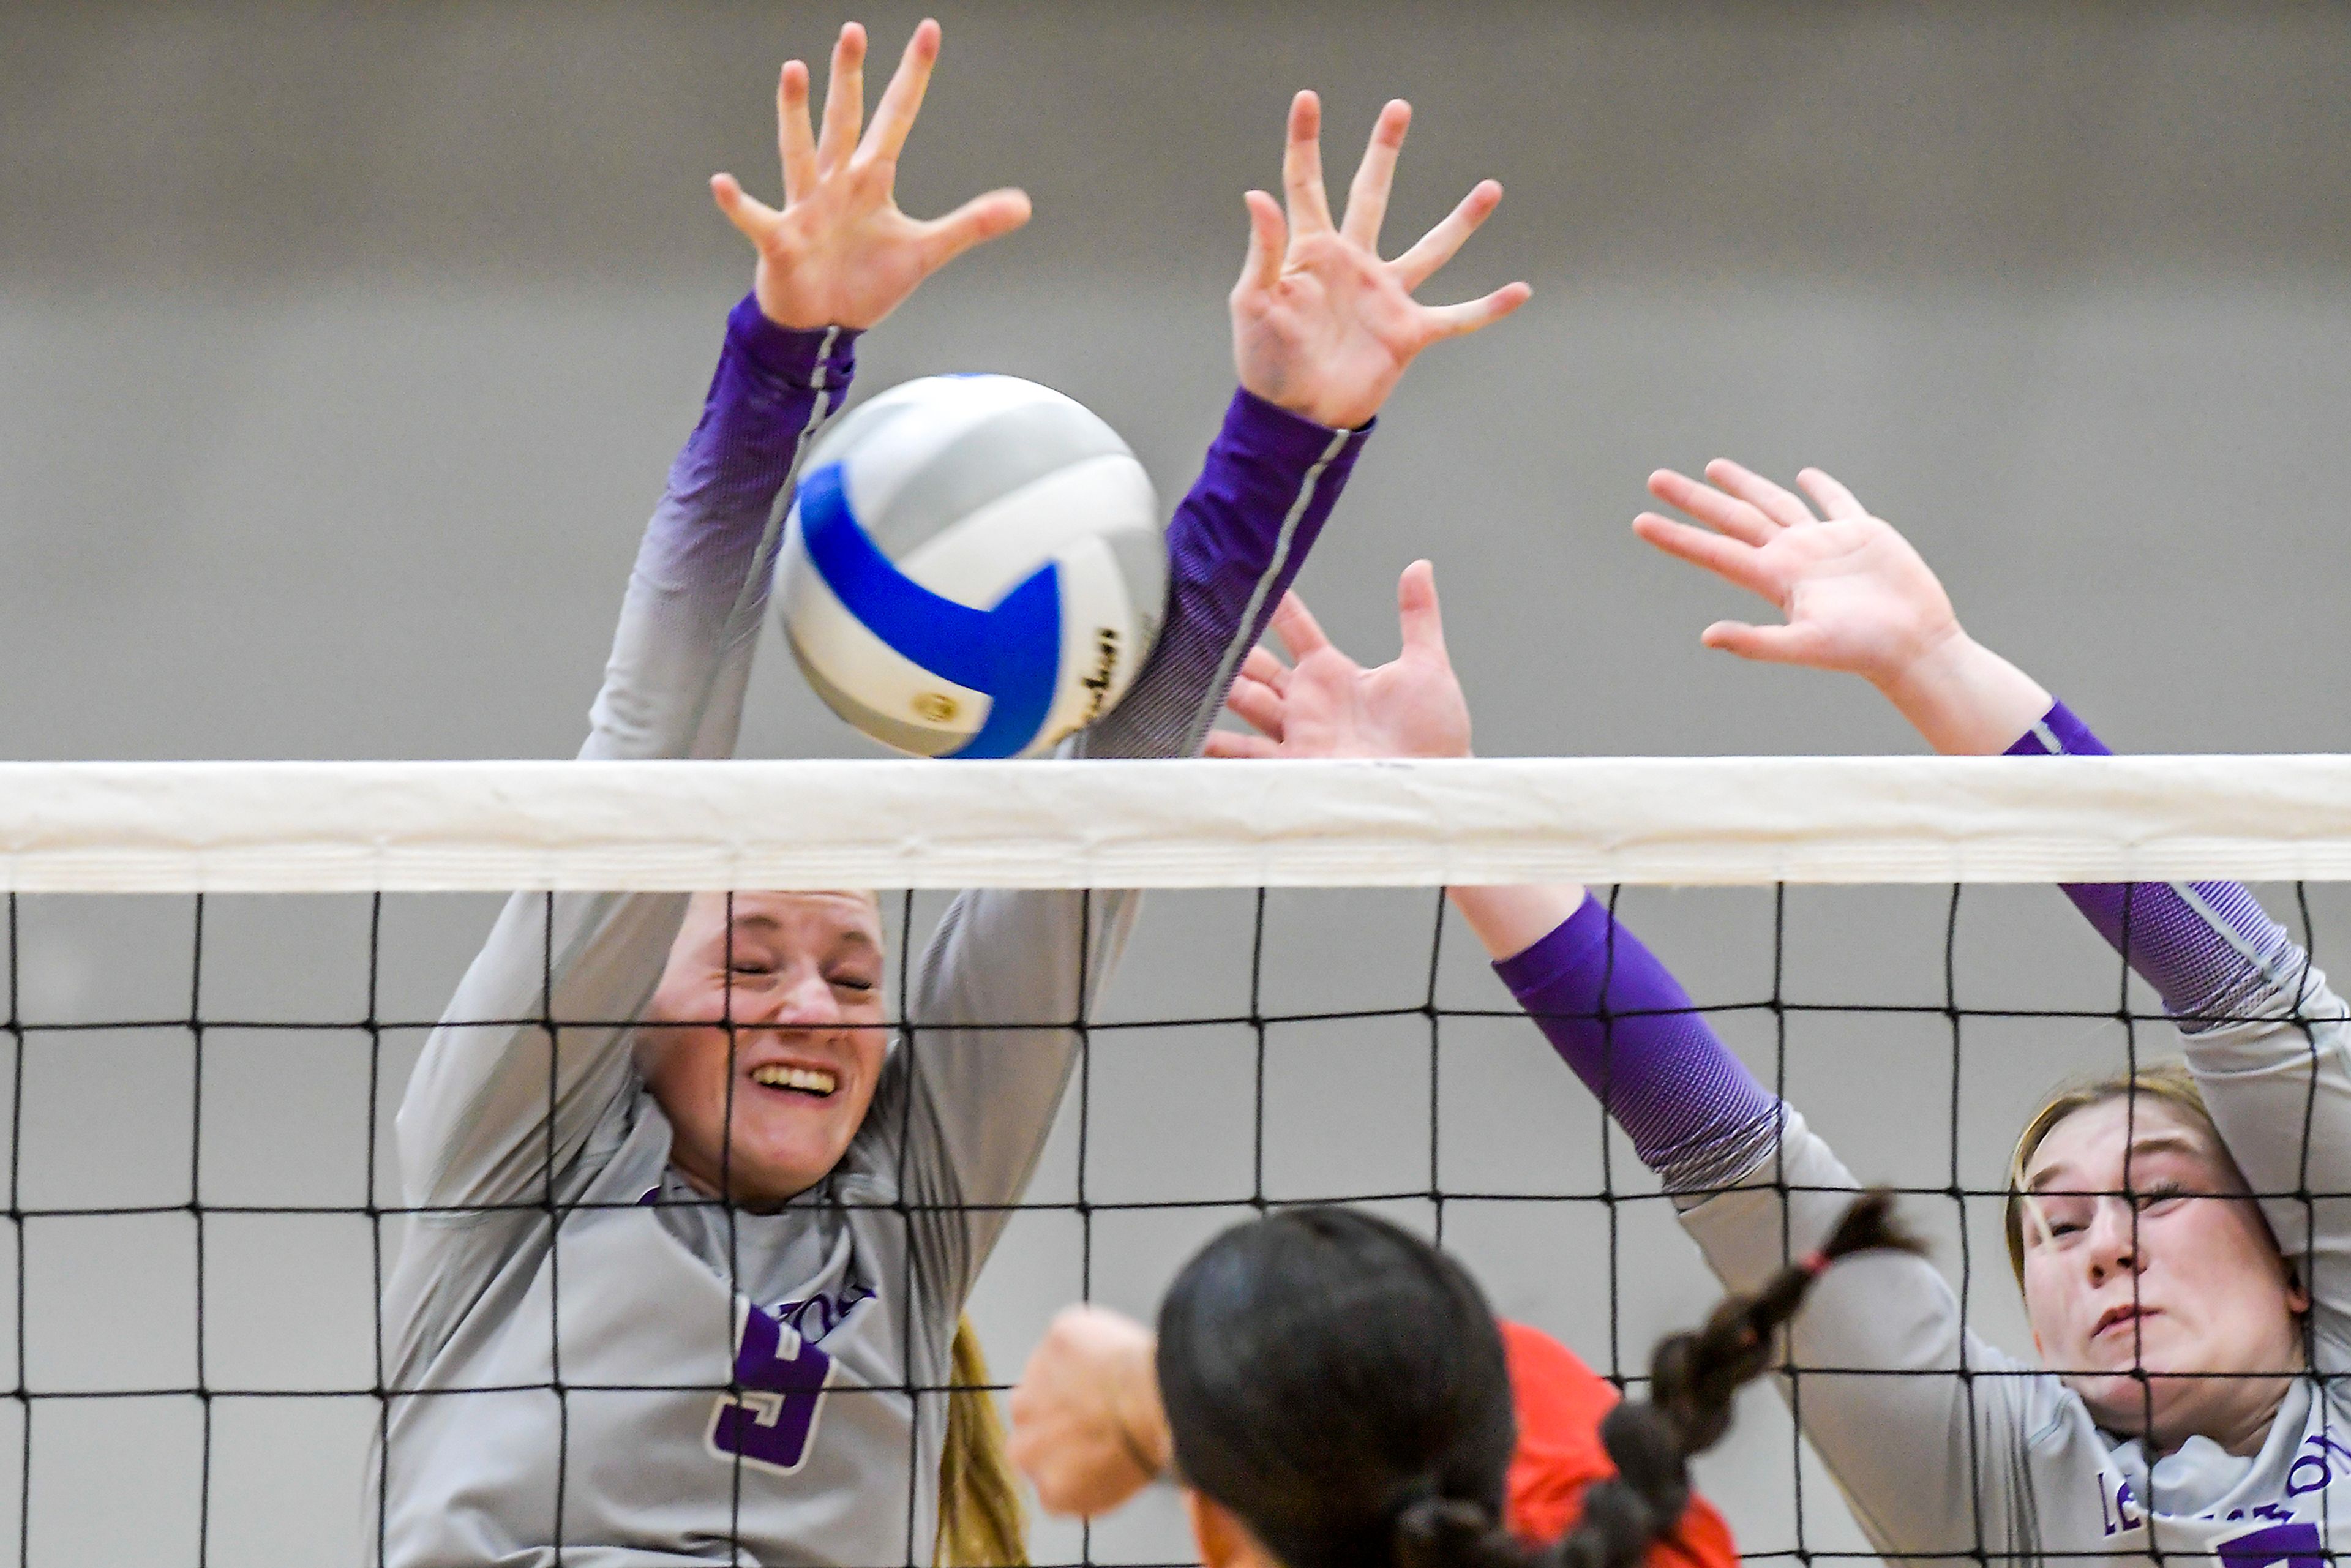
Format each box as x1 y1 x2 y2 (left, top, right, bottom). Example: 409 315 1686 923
583 297 858 763
2009 700 2305 1024
1494 898 1781 1194
1078 390 1368 760
1449 885 1588 961
398 886 685 1210
1679 1115 2038 1561
401 304 859 1207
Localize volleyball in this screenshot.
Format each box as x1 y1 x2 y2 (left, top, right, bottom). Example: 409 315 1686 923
776 373 1166 759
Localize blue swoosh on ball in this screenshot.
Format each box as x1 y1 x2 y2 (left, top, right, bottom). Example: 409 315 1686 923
797 461 1060 760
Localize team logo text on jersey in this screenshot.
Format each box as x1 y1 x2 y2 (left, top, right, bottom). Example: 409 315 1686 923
705 1285 872 1475
2093 1431 2351 1566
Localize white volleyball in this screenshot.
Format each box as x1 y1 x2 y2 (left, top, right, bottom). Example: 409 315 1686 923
776 374 1166 759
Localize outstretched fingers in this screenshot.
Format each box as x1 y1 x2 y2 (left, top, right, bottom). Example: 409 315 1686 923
1632 512 1779 599
1267 589 1333 661
778 60 818 203
814 23 868 174
1390 179 1502 291
1798 466 1868 520
1418 282 1532 342
1240 645 1292 695
1646 469 1777 547
1706 459 1817 530
1339 100 1410 250
1205 729 1281 760
1223 670 1288 741
916 187 1033 268
1396 560 1449 658
862 17 941 165
710 173 781 241
1235 190 1287 297
1700 620 1835 666
1281 91 1335 236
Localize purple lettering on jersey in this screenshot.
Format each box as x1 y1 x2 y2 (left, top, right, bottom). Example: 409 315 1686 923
771 1281 874 1345
705 1300 835 1476
2100 1476 2145 1537
2221 1521 2323 1568
2286 1431 2351 1496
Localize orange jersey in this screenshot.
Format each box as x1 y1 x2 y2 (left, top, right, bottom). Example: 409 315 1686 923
1500 1320 1740 1568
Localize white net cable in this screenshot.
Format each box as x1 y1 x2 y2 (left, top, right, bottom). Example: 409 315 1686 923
7 756 2351 891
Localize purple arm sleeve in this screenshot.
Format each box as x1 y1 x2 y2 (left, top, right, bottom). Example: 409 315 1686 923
1079 389 1368 760
1494 898 1783 1192
584 296 858 763
401 301 858 1212
2007 702 2301 1026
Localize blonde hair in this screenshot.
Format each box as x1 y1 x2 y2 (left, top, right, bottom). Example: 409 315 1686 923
2002 1059 2232 1285
936 1315 1028 1568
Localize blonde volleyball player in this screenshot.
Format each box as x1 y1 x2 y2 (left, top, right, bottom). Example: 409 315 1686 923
373 17 1528 1566
1217 490 2351 1566
1009 1198 1909 1568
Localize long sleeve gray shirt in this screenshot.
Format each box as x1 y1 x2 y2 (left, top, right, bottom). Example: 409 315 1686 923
1498 702 2351 1568
369 297 1369 1567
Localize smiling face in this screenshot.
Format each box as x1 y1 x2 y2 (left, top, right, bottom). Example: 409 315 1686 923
2017 1095 2307 1452
636 890 890 1210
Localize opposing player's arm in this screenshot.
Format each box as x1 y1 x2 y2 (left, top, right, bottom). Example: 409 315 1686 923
1638 463 2351 1330
1007 1299 1744 1566
397 22 1020 1214
1008 1304 1171 1519
895 89 1527 1296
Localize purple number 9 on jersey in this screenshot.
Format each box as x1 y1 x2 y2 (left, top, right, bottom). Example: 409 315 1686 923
707 1299 834 1475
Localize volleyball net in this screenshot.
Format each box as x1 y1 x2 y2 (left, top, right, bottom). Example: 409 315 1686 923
2 755 2346 1566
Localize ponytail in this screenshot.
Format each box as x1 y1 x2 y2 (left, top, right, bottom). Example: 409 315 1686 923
1525 1191 1921 1568
936 1315 1029 1568
1160 1193 1916 1568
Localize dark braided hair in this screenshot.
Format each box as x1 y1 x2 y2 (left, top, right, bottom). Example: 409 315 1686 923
1158 1193 1919 1568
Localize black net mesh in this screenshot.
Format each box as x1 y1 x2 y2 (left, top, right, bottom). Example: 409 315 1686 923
0 878 2333 1565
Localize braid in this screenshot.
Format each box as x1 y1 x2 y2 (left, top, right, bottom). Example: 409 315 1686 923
1395 1497 1527 1568
1545 1191 1922 1568
1160 1196 1916 1568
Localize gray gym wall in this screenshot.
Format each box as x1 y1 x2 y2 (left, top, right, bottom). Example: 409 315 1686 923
6 2 2350 1562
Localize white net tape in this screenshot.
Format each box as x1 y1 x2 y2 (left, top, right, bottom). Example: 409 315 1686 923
3 755 2350 891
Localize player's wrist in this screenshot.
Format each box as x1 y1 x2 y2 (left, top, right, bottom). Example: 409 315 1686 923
1232 343 1378 433
1868 620 1973 703
1872 626 2055 757
727 294 861 387
1108 1335 1172 1480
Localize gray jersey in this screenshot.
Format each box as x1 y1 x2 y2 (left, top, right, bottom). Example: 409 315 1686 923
1684 936 2351 1568
367 302 1371 1566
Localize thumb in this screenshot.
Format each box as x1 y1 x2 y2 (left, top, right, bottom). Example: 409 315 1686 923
1397 560 1449 661
710 173 781 242
1700 620 1835 667
1234 189 1286 298
920 187 1033 269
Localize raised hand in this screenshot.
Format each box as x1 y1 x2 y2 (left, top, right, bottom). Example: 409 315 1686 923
1209 561 1472 760
1633 462 1960 684
711 20 1032 331
1232 94 1531 430
1635 461 2050 755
